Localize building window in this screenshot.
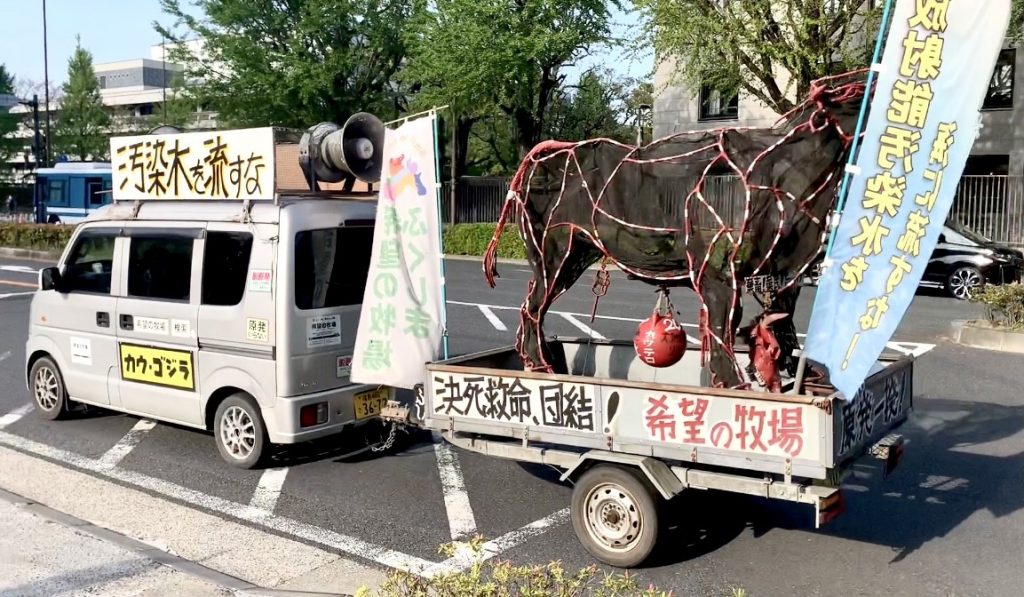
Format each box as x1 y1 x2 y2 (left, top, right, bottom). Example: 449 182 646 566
138 104 154 116
984 49 1015 110
698 86 739 122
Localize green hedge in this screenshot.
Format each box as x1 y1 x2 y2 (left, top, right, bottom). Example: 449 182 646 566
0 222 522 259
443 223 525 259
0 223 75 252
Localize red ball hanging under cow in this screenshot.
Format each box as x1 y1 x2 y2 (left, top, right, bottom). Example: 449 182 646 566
634 290 688 368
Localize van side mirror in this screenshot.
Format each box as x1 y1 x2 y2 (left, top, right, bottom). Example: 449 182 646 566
39 267 63 292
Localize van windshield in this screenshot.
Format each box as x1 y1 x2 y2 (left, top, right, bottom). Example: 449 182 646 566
294 227 374 310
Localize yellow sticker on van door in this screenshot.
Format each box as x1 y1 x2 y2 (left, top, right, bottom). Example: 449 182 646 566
119 343 195 391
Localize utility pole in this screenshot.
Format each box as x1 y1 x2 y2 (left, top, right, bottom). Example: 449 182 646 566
42 0 52 168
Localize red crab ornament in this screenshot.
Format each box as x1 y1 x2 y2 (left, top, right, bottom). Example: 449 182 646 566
634 289 688 368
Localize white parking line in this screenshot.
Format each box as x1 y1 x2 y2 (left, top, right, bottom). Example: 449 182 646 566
0 291 34 300
0 351 11 363
477 305 507 332
0 404 32 430
96 419 157 470
451 301 936 357
557 313 606 340
0 265 39 275
433 431 478 541
249 467 289 517
0 430 436 574
426 508 571 576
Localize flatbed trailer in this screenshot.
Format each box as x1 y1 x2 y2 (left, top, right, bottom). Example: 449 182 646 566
385 336 913 567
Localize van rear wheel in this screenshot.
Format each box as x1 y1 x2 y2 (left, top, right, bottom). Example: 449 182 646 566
214 393 268 469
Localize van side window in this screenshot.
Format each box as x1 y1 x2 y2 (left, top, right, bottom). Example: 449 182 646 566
294 227 373 310
202 231 254 306
63 232 117 294
127 236 194 301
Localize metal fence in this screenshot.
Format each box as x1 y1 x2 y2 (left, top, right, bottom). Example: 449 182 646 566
443 174 1024 247
950 175 1024 247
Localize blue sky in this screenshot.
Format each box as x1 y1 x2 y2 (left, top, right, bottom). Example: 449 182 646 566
0 0 653 91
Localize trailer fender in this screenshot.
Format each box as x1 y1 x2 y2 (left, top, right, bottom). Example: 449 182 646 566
560 451 684 501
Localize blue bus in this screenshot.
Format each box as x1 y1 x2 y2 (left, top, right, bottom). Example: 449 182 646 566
34 162 113 224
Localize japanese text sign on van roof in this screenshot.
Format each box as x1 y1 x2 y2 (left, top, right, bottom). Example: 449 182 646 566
109 127 276 201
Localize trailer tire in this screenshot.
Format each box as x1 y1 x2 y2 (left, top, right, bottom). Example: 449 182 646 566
570 464 660 568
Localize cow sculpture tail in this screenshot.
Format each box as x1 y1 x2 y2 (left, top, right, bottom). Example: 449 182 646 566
483 193 517 288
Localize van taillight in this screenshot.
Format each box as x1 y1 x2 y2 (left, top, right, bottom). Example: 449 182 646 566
300 403 328 427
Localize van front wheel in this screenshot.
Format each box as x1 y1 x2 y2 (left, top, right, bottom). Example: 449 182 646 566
214 393 269 469
30 357 69 420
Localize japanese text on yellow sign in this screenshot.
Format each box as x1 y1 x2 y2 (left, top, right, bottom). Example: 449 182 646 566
118 343 195 391
109 128 275 201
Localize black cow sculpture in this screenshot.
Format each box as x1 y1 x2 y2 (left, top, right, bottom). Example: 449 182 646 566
483 71 872 390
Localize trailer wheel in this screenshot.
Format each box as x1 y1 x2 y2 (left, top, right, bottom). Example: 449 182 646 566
570 464 660 568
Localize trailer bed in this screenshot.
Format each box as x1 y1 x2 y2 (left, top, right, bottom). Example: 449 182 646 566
415 337 913 481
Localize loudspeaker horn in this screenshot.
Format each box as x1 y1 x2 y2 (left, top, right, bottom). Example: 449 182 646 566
299 112 385 191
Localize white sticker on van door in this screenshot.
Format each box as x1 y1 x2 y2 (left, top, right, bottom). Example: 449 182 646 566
135 316 169 336
307 315 341 348
71 337 92 366
249 269 272 293
247 318 269 342
171 319 193 338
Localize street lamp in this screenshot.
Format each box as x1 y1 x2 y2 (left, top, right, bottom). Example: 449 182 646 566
42 0 52 168
634 103 652 146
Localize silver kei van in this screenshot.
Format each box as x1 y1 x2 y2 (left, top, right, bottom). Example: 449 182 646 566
25 197 392 468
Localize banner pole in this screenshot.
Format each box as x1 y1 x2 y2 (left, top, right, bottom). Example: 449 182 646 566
795 0 894 394
431 111 450 360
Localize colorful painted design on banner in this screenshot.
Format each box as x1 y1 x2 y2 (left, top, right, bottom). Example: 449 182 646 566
110 128 274 201
805 0 1012 400
351 115 444 390
118 343 195 391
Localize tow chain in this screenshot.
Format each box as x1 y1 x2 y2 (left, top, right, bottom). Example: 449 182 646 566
368 421 399 453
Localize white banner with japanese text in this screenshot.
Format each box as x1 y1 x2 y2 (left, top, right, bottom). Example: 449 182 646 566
351 115 443 389
110 127 275 201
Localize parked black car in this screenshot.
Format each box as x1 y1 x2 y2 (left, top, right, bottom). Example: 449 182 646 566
921 220 1023 299
805 220 1023 299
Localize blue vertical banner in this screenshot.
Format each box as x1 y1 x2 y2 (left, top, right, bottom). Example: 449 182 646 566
805 0 1013 401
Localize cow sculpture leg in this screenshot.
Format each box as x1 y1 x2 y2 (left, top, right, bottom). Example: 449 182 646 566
697 272 745 388
771 287 802 377
516 230 601 374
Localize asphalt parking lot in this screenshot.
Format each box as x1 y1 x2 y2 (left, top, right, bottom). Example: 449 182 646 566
1 256 1022 596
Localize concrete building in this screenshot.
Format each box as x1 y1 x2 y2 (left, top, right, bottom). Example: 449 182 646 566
2 42 217 184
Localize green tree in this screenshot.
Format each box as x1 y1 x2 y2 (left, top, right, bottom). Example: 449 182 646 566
401 0 621 175
156 0 417 128
53 39 111 161
546 69 635 142
637 0 883 114
158 71 198 130
0 64 22 168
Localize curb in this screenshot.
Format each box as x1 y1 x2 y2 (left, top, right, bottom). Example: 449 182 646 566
951 320 1024 354
0 247 61 262
0 486 351 597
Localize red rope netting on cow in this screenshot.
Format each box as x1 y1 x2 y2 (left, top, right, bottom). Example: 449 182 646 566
484 71 872 390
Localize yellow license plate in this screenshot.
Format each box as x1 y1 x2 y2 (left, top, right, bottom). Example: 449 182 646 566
354 388 389 420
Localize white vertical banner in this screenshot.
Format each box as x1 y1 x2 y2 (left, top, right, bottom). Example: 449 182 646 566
351 114 444 389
